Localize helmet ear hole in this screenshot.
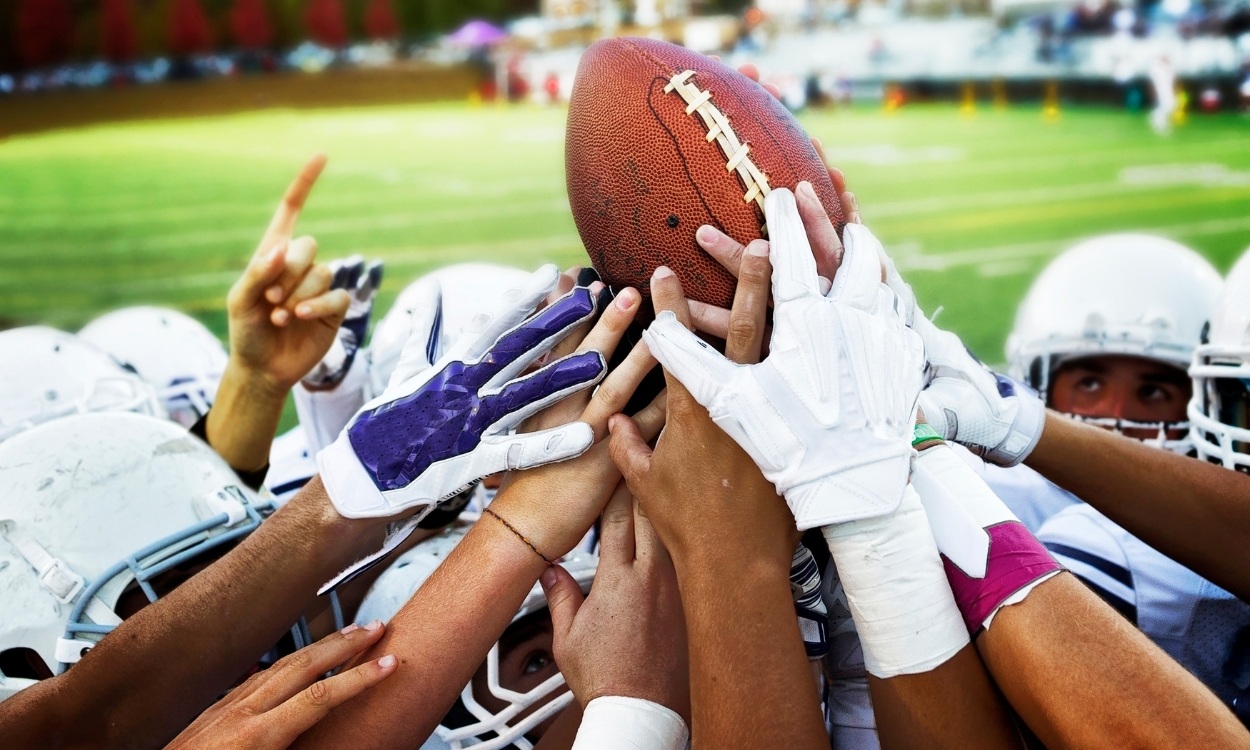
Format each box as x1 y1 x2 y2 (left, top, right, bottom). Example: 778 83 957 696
0 647 53 681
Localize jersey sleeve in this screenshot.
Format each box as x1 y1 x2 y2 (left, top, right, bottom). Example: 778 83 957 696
1037 505 1138 624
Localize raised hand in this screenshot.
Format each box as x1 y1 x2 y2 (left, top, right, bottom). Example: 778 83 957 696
303 255 384 390
643 188 925 529
166 622 395 750
226 154 351 392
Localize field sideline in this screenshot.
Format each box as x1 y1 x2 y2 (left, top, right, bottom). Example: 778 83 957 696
2 100 1248 374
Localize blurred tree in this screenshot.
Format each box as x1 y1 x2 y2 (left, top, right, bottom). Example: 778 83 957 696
169 0 214 55
364 0 400 40
305 0 348 47
100 0 139 62
229 0 272 48
17 0 75 68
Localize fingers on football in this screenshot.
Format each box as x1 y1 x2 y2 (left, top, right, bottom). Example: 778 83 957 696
583 339 657 439
796 181 843 284
650 266 693 329
689 300 730 339
263 653 397 743
257 153 327 256
246 621 386 712
644 313 736 410
724 240 771 365
763 188 821 303
737 62 760 82
829 224 885 312
598 481 637 566
696 224 748 279
571 285 638 367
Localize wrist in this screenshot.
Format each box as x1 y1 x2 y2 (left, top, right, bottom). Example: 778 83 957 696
572 697 689 750
222 357 290 404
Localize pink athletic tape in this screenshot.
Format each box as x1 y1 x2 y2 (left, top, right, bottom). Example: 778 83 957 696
942 521 1061 634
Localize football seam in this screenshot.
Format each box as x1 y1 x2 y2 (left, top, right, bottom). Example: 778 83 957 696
643 76 724 238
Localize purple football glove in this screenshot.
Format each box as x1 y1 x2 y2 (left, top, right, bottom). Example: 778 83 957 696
316 265 605 590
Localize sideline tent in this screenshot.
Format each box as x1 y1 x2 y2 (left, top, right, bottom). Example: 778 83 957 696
447 20 508 46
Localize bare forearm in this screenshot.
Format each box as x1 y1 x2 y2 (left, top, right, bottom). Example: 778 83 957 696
980 573 1248 748
677 553 827 749
205 360 288 472
298 517 548 749
868 646 1020 750
1028 413 1250 600
0 479 384 749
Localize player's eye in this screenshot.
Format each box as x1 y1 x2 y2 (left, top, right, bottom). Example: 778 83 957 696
1139 384 1172 403
522 651 553 675
1076 376 1102 393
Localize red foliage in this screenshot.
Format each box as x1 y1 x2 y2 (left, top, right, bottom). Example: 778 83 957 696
364 0 401 41
229 0 273 50
100 0 139 63
17 0 74 68
305 0 349 49
169 0 214 56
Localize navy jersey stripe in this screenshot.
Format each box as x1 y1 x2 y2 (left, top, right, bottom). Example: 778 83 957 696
268 477 313 497
1044 542 1133 587
1074 574 1138 625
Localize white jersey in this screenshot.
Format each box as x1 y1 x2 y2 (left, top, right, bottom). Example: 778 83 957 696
1038 504 1250 717
952 444 1080 533
265 427 318 506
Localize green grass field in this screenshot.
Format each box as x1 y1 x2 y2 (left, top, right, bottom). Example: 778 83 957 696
2 100 1248 370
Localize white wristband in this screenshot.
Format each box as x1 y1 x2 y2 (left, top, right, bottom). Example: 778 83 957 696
571 696 689 750
821 484 969 679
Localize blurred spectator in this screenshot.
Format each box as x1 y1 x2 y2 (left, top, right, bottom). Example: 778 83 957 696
17 0 73 70
364 0 401 42
101 0 139 68
306 0 349 51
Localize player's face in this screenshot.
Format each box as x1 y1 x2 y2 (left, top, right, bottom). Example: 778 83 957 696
1050 355 1190 440
469 612 565 740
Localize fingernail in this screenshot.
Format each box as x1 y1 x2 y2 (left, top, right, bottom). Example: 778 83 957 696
589 280 605 295
296 304 311 317
266 285 284 303
363 619 382 631
653 266 673 280
615 288 638 310
797 181 817 201
696 225 717 244
540 566 559 588
607 414 620 433
272 309 289 325
378 655 397 670
747 240 769 257
818 276 832 295
341 623 360 635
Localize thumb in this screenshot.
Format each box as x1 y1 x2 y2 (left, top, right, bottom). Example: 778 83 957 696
608 414 652 490
540 564 584 646
229 241 288 314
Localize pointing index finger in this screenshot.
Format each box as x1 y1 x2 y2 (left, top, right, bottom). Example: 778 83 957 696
256 153 327 256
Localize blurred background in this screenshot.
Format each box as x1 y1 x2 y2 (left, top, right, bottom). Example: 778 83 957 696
1 0 1248 425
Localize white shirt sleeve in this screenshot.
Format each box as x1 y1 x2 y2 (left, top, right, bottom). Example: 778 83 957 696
571 696 689 750
293 358 369 454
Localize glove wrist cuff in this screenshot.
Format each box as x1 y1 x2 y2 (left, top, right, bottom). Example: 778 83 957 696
986 392 1045 467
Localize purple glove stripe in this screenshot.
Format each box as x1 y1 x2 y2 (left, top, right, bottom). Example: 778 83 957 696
942 521 1062 634
468 287 596 389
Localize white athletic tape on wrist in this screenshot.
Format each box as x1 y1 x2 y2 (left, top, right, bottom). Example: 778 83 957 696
571 696 689 750
820 484 968 678
912 445 1063 633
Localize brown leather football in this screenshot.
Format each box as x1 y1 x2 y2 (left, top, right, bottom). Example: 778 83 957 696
565 37 844 312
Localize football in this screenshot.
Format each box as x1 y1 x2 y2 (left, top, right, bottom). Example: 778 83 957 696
565 37 845 312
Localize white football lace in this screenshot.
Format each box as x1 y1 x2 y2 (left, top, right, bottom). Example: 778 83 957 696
664 69 772 234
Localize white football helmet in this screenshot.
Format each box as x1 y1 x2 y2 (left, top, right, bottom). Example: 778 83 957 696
1007 234 1222 452
0 326 165 442
79 307 228 427
1190 248 1250 472
0 412 274 702
357 521 597 750
367 263 532 399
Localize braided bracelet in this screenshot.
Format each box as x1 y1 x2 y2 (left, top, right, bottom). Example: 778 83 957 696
482 507 553 566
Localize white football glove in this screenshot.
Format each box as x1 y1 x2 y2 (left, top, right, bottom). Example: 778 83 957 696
876 249 1045 467
642 189 925 529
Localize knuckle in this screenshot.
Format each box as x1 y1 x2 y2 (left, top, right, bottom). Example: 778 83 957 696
304 678 332 707
602 506 632 528
286 649 314 672
727 316 760 343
